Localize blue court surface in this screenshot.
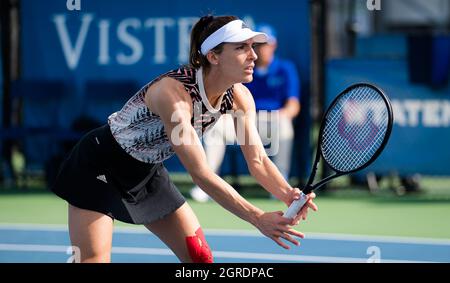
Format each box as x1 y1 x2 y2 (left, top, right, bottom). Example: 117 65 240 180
1 224 449 263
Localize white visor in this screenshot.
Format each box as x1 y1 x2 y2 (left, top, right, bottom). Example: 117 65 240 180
200 20 268 55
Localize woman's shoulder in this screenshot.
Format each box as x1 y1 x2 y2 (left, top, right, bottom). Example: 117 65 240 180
162 65 196 83
233 83 252 99
144 67 194 113
149 65 196 95
232 83 255 111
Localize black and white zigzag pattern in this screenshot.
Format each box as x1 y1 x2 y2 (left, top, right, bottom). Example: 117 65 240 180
108 66 234 163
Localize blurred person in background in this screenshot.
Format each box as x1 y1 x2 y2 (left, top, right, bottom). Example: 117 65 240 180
190 23 302 202
50 15 317 263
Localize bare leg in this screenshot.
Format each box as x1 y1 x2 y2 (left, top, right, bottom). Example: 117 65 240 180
68 204 114 263
144 202 210 263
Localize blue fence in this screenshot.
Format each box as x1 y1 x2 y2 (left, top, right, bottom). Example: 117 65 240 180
3 0 312 179
326 56 450 176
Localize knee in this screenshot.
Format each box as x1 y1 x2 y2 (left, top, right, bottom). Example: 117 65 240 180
185 227 214 263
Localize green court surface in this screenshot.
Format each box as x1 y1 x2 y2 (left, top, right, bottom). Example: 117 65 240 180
1 176 450 239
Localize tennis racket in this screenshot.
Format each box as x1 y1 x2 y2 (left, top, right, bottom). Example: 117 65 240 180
284 83 393 219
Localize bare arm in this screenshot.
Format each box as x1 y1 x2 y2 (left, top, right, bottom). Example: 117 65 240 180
144 78 304 248
233 84 317 221
232 84 293 204
280 97 301 119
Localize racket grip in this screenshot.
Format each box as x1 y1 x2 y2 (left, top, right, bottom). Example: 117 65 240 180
283 192 308 219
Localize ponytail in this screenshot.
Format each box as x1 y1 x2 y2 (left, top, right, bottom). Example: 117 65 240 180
189 15 238 69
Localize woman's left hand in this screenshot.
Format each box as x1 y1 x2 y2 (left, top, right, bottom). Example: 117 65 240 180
287 188 318 225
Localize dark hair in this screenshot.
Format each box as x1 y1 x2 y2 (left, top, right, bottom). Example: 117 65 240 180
189 15 239 69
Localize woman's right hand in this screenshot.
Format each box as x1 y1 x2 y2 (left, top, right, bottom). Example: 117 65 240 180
255 211 305 249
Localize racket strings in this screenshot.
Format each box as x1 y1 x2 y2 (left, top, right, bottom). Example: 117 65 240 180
323 89 385 168
324 88 387 169
321 86 389 172
331 89 386 166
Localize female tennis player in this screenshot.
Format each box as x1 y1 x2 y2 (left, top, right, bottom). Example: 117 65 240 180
51 15 318 263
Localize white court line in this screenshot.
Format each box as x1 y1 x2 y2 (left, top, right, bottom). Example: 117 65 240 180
1 223 450 246
0 243 433 263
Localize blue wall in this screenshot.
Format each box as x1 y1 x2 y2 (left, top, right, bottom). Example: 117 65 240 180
18 0 312 177
326 58 450 176
21 0 310 88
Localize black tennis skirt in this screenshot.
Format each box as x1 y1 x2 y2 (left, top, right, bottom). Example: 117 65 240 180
50 124 185 224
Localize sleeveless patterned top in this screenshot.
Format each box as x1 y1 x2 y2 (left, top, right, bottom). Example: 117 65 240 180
108 66 234 163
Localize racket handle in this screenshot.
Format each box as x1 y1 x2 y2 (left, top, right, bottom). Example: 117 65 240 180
283 192 308 219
